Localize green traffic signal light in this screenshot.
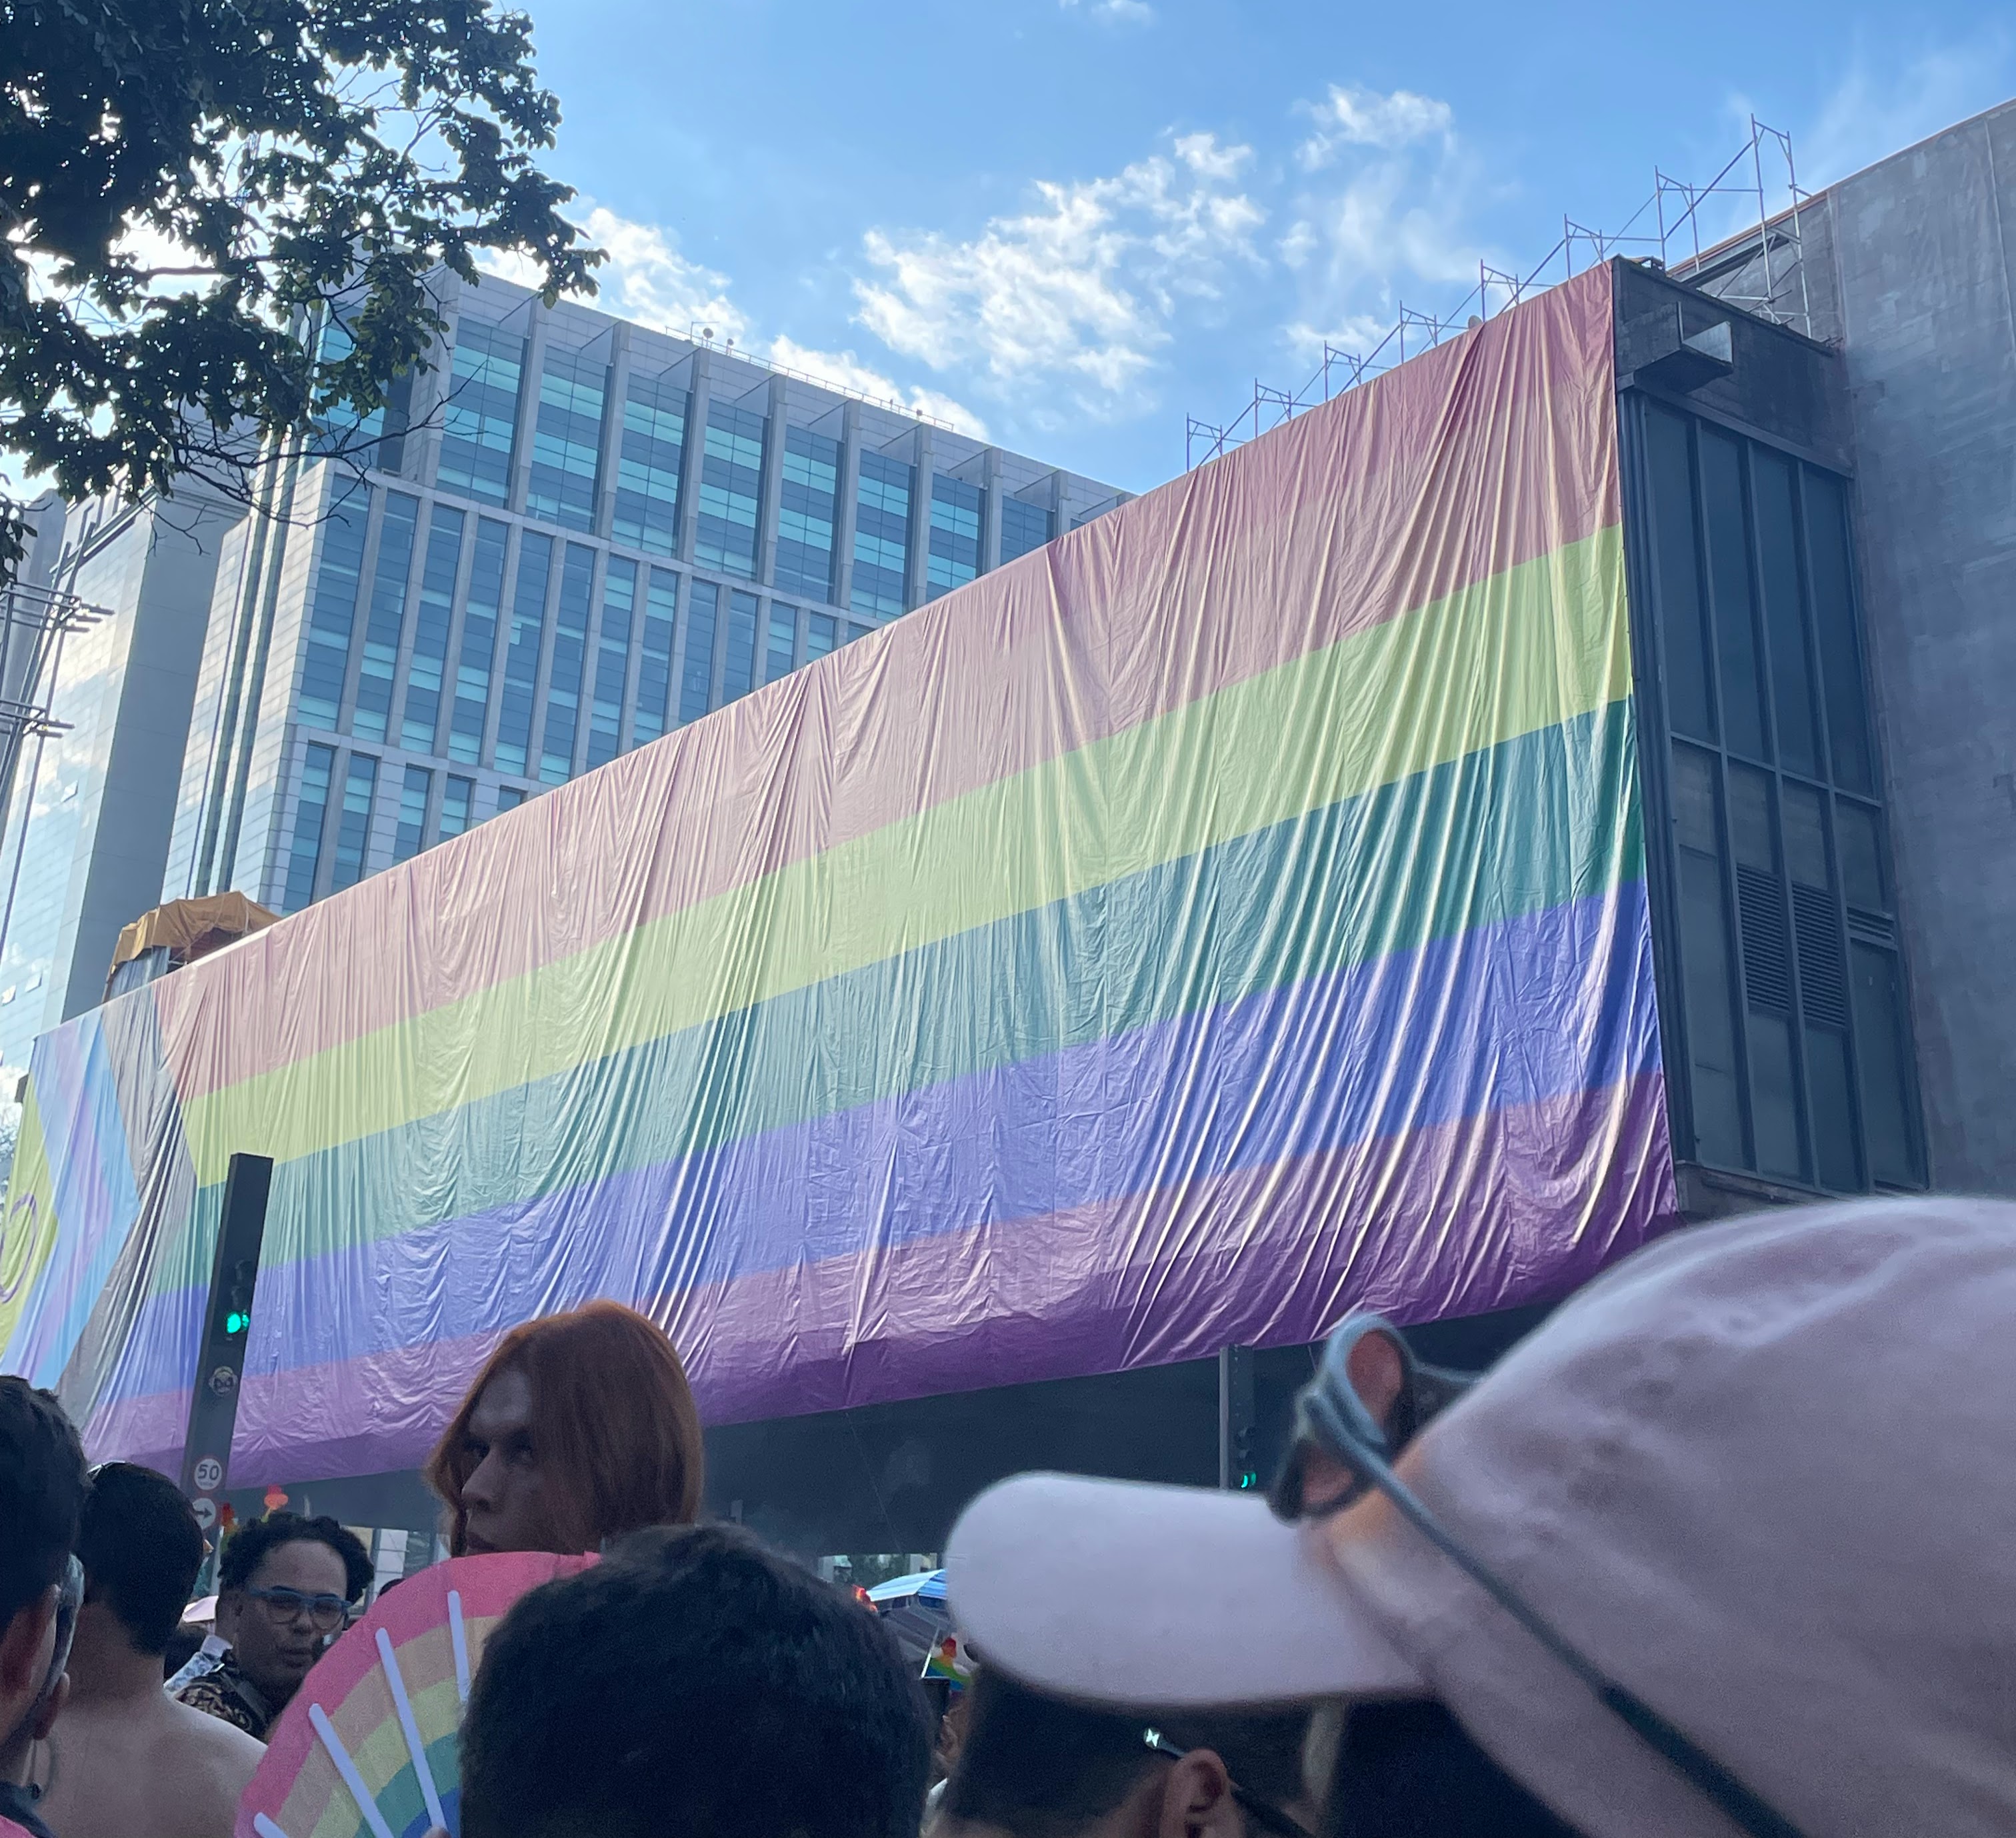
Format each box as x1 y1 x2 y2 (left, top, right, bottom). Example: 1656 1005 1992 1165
225 1310 249 1336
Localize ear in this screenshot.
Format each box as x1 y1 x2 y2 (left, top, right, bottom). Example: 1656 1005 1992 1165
1344 1327 1407 1440
0 1589 55 1699
1155 1749 1242 1838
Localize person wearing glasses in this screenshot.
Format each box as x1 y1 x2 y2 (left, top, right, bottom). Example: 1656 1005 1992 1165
31 1464 263 1838
174 1512 370 1741
947 1195 2016 1838
0 1377 88 1838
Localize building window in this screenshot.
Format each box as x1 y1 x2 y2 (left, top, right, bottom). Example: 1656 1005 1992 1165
450 519 508 765
1000 498 1054 565
495 785 526 816
439 774 474 840
402 503 463 751
299 483 370 729
680 579 719 724
614 371 687 556
588 557 636 770
1805 472 1877 796
1629 396 1923 1194
437 319 524 507
776 427 839 601
805 612 837 662
352 492 420 741
633 569 677 747
765 605 797 683
494 532 553 776
392 765 431 863
329 753 379 891
927 475 983 599
310 314 397 463
537 544 595 784
282 743 336 910
695 403 765 577
722 589 759 702
846 621 875 646
527 345 607 531
852 453 911 615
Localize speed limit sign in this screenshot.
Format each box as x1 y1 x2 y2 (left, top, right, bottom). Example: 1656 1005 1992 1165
193 1455 224 1493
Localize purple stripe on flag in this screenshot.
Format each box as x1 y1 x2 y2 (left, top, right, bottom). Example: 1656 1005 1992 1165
91 1069 1676 1482
102 881 1657 1416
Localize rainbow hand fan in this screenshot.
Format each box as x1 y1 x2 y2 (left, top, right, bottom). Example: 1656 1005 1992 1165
236 1551 596 1838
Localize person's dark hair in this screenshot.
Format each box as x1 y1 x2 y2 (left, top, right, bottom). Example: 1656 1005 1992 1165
1324 1701 1581 1837
161 1622 205 1682
944 1667 1311 1838
75 1463 206 1654
218 1511 372 1603
0 1377 87 1632
462 1523 933 1838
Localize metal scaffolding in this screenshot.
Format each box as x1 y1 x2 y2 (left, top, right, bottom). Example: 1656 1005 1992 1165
1185 117 1811 469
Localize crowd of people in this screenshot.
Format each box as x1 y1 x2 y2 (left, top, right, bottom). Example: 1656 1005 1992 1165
2 1193 2012 1838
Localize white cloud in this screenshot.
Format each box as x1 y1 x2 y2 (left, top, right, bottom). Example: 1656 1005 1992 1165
471 245 552 293
853 137 1264 414
1281 312 1397 365
1311 159 1478 288
767 335 989 438
1298 85 1453 168
1277 82 1482 367
481 206 750 347
477 206 984 432
1798 34 2014 189
1059 0 1155 23
1173 132 1251 182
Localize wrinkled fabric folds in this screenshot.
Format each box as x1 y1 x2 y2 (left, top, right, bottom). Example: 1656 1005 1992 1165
0 265 1676 1484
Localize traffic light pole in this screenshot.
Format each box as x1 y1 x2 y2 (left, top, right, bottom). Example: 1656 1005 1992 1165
1218 1344 1256 1491
178 1153 274 1547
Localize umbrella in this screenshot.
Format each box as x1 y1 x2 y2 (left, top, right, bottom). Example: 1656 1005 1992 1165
865 1569 945 1604
236 1551 595 1838
868 1569 953 1669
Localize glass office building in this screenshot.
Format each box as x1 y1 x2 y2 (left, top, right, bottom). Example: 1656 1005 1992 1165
159 271 1128 917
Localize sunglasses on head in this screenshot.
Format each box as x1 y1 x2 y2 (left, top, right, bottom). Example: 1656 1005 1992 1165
1143 1729 1315 1838
43 1553 82 1702
1269 1311 1807 1838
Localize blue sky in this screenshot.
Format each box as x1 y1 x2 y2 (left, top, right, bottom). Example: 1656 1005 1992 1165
501 3 2013 493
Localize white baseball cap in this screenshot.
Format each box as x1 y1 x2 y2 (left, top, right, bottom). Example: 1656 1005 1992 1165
946 1197 2016 1837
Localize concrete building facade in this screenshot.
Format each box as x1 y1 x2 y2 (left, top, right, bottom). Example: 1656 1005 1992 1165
1681 98 2016 1197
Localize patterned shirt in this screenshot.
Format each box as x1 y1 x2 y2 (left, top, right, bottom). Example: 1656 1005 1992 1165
174 1646 276 1742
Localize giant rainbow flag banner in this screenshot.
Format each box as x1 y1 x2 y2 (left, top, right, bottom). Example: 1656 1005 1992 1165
0 265 1677 1483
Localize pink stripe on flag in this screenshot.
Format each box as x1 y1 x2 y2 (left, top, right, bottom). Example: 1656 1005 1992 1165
159 266 1621 1102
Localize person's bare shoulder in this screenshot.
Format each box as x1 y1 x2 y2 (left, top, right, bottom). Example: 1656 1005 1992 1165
156 1697 265 1835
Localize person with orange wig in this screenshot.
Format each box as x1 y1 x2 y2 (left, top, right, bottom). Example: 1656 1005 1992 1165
424 1302 705 1556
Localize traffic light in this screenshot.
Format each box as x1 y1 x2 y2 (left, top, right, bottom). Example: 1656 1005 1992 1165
181 1154 273 1530
218 1257 257 1341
